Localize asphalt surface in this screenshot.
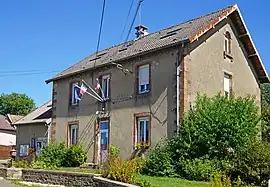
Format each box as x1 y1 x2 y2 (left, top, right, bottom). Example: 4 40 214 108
0 179 16 187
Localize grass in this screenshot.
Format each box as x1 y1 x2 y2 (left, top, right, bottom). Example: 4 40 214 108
136 175 210 187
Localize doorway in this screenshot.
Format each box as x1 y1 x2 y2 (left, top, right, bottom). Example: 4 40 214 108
98 120 109 164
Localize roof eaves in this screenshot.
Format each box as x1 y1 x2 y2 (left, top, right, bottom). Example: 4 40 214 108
233 5 269 82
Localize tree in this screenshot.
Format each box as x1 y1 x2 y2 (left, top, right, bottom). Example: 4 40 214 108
171 93 260 160
261 83 270 112
0 93 35 116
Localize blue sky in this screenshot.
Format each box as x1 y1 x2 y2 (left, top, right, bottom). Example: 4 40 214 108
0 0 269 107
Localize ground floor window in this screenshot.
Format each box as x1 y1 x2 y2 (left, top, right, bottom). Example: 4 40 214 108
19 144 29 156
36 137 48 155
68 122 78 146
134 113 151 148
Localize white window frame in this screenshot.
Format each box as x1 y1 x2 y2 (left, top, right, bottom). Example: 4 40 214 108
70 124 78 145
71 82 79 105
224 73 231 98
19 144 29 156
135 117 150 145
101 75 110 100
138 64 150 94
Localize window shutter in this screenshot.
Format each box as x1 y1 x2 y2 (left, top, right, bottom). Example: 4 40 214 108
139 64 149 85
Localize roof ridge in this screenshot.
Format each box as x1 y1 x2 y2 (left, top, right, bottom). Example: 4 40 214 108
46 4 236 83
66 5 235 66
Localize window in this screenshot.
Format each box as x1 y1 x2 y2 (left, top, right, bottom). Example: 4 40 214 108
68 124 78 145
70 82 79 105
19 144 29 156
135 116 150 146
224 73 232 98
224 31 232 55
137 64 150 94
101 75 110 100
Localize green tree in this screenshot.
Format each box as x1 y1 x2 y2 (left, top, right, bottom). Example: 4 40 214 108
261 83 270 112
0 93 35 116
176 94 260 159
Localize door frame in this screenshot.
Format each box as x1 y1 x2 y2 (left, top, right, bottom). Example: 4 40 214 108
95 117 110 165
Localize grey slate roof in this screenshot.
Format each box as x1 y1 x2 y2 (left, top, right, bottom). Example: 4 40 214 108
14 100 52 125
46 5 233 83
0 115 15 131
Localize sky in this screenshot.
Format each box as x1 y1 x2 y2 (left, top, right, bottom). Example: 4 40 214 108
0 0 269 107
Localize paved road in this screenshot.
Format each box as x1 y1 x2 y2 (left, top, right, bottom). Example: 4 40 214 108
0 179 16 187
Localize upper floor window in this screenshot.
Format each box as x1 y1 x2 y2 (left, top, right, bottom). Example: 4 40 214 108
68 123 78 145
224 73 232 98
70 82 79 105
137 64 150 94
224 31 232 55
101 74 110 100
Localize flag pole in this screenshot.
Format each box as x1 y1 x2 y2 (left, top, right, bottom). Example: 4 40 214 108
74 85 102 102
82 79 103 101
96 78 105 100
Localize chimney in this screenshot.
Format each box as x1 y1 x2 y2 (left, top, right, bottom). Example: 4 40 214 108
135 25 148 38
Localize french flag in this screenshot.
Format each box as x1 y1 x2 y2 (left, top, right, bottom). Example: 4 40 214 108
75 83 87 101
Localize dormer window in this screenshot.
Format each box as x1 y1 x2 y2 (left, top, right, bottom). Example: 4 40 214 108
224 31 233 60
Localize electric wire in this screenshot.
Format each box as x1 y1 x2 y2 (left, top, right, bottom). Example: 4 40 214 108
120 0 135 42
124 0 144 43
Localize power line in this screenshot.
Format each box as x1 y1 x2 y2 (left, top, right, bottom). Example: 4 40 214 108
125 0 144 43
0 71 60 77
0 69 61 74
120 0 135 42
95 0 106 61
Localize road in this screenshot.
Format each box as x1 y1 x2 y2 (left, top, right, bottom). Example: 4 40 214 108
0 178 16 187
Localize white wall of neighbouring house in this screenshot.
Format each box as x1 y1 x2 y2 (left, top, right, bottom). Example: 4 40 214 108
0 131 16 146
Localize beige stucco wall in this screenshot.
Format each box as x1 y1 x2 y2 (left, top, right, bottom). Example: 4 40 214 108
185 19 261 108
16 123 48 156
53 48 178 161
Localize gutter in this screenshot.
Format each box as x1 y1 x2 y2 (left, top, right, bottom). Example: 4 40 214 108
176 41 187 135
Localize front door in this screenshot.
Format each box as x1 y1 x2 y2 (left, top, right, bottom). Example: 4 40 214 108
99 120 109 164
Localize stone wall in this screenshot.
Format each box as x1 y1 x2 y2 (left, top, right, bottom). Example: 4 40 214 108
0 167 7 178
21 169 139 187
22 169 97 187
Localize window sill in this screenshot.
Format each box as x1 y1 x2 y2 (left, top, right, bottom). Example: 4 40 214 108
136 92 151 98
223 51 233 62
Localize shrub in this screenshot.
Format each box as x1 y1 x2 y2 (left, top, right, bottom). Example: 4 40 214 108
37 142 67 168
143 139 176 177
62 145 87 167
262 107 270 142
31 160 50 169
102 145 145 184
179 156 218 181
12 160 29 168
210 173 245 187
230 141 270 186
108 145 120 158
178 94 259 160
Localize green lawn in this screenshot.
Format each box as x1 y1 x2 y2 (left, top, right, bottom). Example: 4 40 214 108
136 175 210 187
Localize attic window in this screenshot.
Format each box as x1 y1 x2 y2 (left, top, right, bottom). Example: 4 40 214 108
160 32 177 39
97 52 107 57
224 31 233 60
167 28 182 35
89 56 101 62
119 47 128 52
